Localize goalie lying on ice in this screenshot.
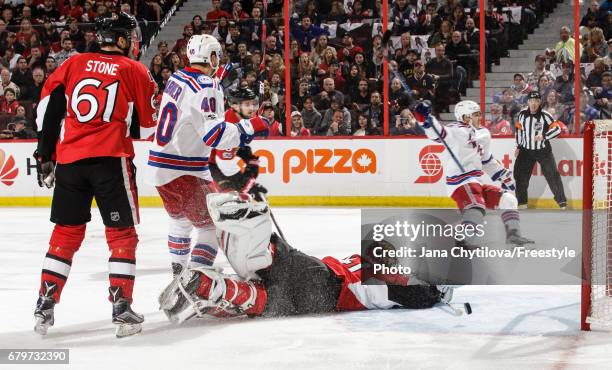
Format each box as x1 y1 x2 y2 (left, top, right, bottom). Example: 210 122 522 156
160 192 451 323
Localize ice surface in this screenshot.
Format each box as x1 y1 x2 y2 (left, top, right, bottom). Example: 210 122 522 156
0 207 610 369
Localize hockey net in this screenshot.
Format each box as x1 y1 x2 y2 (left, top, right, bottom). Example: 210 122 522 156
582 120 612 330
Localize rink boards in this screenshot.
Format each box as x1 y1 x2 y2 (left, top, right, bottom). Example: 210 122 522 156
0 138 584 208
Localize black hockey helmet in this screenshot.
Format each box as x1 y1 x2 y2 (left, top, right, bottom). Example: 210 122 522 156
228 87 258 104
95 12 137 46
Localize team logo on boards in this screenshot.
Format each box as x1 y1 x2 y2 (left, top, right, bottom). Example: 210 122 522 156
415 145 445 184
239 148 377 183
0 149 18 186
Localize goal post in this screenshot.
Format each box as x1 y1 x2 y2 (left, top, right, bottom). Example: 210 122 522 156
582 120 612 331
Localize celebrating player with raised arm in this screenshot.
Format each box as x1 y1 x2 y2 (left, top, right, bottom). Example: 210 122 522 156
33 12 157 337
414 100 534 248
146 35 269 298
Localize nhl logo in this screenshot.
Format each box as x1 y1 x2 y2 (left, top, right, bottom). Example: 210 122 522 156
197 75 207 84
110 212 120 222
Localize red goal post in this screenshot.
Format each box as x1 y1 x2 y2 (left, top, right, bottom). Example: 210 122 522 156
582 120 612 331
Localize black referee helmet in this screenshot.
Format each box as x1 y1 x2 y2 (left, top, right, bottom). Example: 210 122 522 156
527 91 541 101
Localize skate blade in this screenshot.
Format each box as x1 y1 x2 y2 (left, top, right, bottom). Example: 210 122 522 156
34 317 50 336
115 323 142 338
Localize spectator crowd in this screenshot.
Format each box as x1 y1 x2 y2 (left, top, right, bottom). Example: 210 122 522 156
0 0 608 139
0 0 175 139
487 0 611 136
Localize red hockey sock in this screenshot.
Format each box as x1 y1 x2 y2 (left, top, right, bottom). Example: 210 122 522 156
40 225 86 303
106 227 138 303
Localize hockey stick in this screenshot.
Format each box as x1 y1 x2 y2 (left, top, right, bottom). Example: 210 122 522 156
258 192 287 241
440 302 473 316
437 286 472 316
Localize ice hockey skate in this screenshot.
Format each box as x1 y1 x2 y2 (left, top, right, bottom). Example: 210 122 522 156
34 281 57 335
110 287 144 338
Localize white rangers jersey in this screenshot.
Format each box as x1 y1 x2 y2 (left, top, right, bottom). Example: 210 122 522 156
146 67 245 186
421 117 505 194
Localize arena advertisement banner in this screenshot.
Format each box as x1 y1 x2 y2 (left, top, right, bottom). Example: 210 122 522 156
0 138 584 207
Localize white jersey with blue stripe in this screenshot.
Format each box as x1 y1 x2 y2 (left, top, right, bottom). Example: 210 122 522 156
422 117 503 195
145 67 244 186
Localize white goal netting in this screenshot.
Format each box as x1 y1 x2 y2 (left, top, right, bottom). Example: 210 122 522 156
588 120 612 328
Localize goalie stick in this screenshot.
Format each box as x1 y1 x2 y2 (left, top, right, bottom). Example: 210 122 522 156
437 286 473 316
258 192 287 241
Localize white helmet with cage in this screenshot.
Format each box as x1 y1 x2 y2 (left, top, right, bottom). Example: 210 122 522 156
187 34 222 70
454 100 481 124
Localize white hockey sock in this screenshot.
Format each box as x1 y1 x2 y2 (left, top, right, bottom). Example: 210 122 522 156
168 218 193 268
499 192 521 234
190 225 219 268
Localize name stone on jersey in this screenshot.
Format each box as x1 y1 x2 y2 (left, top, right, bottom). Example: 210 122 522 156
85 60 119 76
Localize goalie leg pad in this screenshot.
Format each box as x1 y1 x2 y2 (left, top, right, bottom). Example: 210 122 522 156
175 268 267 320
41 224 87 302
207 192 273 279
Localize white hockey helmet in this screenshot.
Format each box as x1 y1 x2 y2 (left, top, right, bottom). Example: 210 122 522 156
187 34 222 69
454 100 481 124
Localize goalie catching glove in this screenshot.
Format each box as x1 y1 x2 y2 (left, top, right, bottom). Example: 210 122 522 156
209 145 268 200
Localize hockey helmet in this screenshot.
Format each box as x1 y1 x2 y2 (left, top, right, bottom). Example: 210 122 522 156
228 87 258 104
454 100 481 123
187 34 222 69
95 12 137 46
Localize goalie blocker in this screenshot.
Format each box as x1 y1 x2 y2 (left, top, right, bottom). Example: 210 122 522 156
161 192 447 322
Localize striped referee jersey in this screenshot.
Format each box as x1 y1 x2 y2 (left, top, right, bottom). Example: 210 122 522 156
515 108 561 150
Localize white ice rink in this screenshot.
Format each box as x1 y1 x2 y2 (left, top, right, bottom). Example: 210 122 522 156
0 207 610 369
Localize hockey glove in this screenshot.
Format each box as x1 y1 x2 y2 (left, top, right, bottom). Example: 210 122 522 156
33 150 56 188
237 116 270 146
236 145 261 182
492 168 515 191
413 100 432 123
249 183 268 202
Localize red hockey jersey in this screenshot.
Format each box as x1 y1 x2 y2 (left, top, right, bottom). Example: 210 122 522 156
36 51 157 164
322 255 401 311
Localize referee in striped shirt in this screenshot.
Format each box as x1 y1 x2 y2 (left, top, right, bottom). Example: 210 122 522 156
514 91 567 209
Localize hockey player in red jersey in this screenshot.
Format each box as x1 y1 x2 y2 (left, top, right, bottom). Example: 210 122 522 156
210 87 258 188
33 12 157 338
159 164 448 322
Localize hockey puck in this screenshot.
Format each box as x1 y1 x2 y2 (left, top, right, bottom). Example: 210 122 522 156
464 303 472 315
